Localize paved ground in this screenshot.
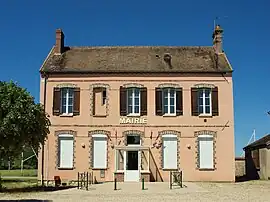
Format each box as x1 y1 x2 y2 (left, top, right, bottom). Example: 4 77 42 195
1 180 270 202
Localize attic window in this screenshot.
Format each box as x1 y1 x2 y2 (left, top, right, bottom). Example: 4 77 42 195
163 53 171 63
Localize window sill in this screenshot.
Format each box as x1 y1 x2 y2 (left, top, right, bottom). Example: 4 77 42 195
198 114 212 118
114 170 124 173
57 167 74 170
92 168 107 170
93 114 107 117
162 168 178 171
198 168 215 171
60 113 73 117
126 114 141 117
163 114 177 117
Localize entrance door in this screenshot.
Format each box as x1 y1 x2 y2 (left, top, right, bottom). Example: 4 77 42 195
124 151 140 182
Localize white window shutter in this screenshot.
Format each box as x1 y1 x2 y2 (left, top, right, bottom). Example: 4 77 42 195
59 137 74 168
162 135 177 169
93 136 107 169
199 137 214 169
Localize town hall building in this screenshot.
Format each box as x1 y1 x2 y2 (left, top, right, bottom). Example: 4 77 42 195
38 25 235 183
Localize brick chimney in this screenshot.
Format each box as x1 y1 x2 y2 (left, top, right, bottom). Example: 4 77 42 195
55 29 65 55
212 25 223 54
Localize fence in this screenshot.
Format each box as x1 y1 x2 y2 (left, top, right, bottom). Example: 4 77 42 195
169 170 183 189
77 172 92 190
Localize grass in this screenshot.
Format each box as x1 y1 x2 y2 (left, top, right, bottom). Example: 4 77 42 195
0 178 75 193
0 169 37 177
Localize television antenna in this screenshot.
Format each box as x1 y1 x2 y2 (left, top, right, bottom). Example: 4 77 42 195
241 129 256 157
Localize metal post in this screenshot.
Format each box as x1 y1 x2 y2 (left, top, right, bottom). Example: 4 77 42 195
86 172 89 191
77 172 79 189
114 178 117 190
142 178 145 190
169 171 172 189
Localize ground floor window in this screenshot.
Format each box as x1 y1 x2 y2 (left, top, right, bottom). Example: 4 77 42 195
92 134 107 169
58 134 74 169
162 134 178 169
198 134 214 169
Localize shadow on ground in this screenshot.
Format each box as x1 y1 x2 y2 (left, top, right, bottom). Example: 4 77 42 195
0 185 75 193
0 200 52 202
235 175 252 183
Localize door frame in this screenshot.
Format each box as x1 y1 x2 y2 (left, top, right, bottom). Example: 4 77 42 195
124 149 141 182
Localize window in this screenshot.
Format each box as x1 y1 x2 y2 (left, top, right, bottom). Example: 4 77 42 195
58 134 74 169
127 135 141 145
198 134 214 169
198 88 211 115
102 89 107 105
162 134 178 169
92 134 107 169
127 88 140 115
61 88 74 114
93 87 107 116
162 88 176 115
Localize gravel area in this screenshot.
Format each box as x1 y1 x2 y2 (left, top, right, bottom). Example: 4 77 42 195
1 180 270 202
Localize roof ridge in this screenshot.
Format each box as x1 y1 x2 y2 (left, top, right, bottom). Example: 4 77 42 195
67 45 214 49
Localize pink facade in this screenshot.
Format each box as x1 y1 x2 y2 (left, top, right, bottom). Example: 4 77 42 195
38 26 235 183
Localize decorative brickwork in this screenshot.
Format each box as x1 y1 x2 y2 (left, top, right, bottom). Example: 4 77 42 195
89 83 110 116
123 130 145 146
88 130 111 169
123 83 144 88
55 130 77 170
194 83 216 89
158 83 180 88
158 130 181 170
194 130 217 170
56 83 77 88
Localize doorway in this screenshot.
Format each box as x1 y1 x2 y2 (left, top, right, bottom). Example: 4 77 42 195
124 150 140 181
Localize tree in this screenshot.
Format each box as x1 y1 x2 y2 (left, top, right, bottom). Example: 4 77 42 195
0 81 50 161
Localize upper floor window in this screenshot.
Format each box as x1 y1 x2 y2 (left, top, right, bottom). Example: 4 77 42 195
120 86 147 116
61 88 74 114
53 87 80 116
191 86 219 116
162 88 176 115
198 88 211 115
127 88 140 115
156 87 183 116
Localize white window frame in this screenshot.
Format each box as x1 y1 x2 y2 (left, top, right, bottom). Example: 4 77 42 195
58 134 74 169
162 134 178 170
198 134 214 169
127 87 140 116
162 88 176 115
92 134 107 169
198 88 212 116
60 88 74 115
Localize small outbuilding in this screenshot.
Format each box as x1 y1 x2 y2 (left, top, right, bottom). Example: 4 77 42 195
243 134 270 180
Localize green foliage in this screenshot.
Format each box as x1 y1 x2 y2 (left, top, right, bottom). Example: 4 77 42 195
0 80 50 160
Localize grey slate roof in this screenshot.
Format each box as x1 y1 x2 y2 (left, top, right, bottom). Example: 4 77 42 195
40 46 233 74
243 134 270 150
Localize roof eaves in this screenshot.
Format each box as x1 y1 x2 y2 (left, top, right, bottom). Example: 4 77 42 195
39 46 55 74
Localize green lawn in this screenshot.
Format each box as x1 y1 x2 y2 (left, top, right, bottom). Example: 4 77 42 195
0 169 37 177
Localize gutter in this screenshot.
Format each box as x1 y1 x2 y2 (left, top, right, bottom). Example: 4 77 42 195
41 74 48 187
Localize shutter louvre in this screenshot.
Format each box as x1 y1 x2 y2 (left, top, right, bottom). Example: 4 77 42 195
73 87 80 116
140 87 147 116
53 87 61 116
191 88 198 116
155 88 163 116
120 86 127 116
212 87 219 116
176 88 183 116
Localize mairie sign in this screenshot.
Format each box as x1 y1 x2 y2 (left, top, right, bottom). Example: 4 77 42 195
119 117 147 124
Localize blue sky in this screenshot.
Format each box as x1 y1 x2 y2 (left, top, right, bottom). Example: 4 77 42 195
0 0 269 156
